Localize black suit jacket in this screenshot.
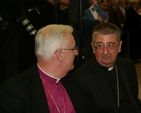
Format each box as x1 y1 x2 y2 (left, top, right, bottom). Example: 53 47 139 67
74 56 141 113
0 65 88 113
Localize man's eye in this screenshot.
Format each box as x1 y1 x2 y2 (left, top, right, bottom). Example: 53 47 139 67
97 44 103 48
108 43 114 47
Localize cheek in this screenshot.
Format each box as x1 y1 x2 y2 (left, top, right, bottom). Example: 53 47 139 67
94 50 102 55
110 50 119 59
94 51 103 60
66 53 75 62
66 55 74 69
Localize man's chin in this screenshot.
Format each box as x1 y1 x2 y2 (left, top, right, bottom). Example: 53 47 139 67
101 61 113 67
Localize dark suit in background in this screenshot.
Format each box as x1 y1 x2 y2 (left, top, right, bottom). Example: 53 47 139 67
117 5 128 57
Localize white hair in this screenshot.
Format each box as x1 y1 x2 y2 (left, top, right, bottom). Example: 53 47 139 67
35 24 73 60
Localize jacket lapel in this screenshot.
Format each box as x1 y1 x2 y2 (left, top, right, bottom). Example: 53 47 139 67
30 66 50 113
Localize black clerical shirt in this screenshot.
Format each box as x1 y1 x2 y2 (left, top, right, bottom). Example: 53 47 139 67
101 65 135 113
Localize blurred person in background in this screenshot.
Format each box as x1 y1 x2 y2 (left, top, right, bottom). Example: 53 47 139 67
127 0 141 63
118 0 129 57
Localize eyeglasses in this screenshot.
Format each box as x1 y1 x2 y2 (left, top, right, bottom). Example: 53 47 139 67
54 46 79 53
94 42 119 51
62 46 79 52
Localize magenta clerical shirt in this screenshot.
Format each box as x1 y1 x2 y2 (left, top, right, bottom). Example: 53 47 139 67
37 64 76 113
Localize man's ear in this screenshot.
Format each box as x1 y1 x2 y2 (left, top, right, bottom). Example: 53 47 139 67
91 42 96 54
118 41 122 53
55 49 62 62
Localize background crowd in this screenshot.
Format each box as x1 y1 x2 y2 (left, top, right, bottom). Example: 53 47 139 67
0 0 141 84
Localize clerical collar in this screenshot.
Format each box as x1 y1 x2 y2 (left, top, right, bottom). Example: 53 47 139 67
37 63 60 83
108 66 114 71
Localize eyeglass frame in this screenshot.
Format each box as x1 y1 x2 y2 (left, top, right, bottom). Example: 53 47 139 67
93 42 119 51
61 46 79 51
54 46 79 53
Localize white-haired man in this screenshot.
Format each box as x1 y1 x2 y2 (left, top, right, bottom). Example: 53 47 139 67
0 24 89 113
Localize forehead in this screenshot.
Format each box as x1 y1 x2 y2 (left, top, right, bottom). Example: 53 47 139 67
94 34 118 43
65 33 73 39
65 33 75 44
